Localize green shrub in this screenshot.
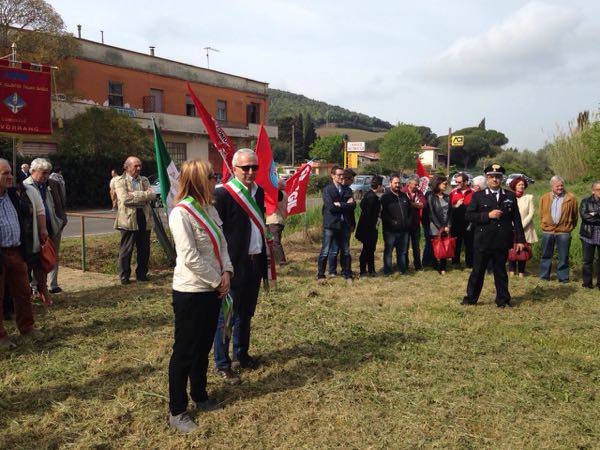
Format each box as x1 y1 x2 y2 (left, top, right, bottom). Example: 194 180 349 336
307 174 331 195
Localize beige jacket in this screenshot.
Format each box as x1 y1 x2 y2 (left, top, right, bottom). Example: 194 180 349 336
517 194 538 243
113 174 156 231
169 204 234 292
266 191 288 225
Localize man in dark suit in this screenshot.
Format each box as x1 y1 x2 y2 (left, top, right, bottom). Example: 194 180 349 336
461 164 526 307
213 149 267 385
328 168 357 277
317 166 356 283
355 175 383 276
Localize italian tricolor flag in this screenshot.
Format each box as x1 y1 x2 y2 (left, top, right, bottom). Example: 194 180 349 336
153 118 180 212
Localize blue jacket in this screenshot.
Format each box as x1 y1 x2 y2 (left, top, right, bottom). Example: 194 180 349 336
321 183 356 230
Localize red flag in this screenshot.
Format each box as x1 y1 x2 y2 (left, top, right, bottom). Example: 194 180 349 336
284 161 313 216
254 125 279 216
416 157 430 194
186 82 235 182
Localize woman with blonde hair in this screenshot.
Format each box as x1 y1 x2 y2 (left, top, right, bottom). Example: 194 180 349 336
167 159 233 433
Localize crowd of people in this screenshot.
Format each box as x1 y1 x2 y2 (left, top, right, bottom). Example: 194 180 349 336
1 151 600 434
316 164 600 296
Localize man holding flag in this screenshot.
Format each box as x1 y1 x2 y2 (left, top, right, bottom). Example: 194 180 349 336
212 148 273 383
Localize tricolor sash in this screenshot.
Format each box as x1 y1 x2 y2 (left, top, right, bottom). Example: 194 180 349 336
176 196 234 342
224 178 277 284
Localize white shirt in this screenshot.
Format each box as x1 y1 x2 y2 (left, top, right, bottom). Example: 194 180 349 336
487 188 502 202
247 182 263 255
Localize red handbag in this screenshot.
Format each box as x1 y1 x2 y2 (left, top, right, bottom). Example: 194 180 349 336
508 243 532 262
431 232 456 259
40 238 57 273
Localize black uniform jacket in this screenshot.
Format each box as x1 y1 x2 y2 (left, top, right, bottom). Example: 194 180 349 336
355 190 380 242
466 188 525 251
213 184 267 287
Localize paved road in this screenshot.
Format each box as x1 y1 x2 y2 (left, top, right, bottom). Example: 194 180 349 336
63 197 324 238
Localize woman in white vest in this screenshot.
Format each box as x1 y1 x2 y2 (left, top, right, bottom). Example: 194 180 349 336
508 176 537 277
167 159 233 433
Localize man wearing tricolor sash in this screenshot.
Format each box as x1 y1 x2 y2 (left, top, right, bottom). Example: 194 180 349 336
213 148 273 384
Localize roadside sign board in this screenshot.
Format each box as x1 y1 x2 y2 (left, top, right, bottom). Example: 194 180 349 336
347 152 359 168
346 141 365 152
451 136 464 147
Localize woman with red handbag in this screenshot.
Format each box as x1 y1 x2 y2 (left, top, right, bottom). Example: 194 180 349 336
427 176 454 274
508 177 537 277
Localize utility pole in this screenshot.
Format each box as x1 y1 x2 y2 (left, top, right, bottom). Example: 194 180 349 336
446 127 452 177
11 43 17 178
291 124 295 165
203 47 220 69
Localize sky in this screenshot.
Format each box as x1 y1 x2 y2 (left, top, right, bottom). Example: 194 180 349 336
49 0 600 150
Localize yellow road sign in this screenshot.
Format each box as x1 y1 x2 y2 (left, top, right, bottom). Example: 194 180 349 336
451 135 464 146
347 152 359 169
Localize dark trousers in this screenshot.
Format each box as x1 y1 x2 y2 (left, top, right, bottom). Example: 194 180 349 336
422 221 434 267
407 226 422 270
383 231 409 275
268 224 286 264
359 232 378 274
452 223 474 267
214 257 262 369
318 225 351 279
508 259 527 274
168 290 221 415
435 258 447 272
2 282 13 320
0 248 34 339
581 240 600 287
465 249 511 305
118 210 151 281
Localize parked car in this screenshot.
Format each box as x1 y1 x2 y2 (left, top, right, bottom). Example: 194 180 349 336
505 173 535 187
350 175 373 200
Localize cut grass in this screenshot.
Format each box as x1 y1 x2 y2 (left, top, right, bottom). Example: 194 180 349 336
1 234 599 448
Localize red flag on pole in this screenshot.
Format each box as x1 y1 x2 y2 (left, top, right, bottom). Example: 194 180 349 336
254 125 279 216
284 161 313 216
186 82 235 182
416 157 430 194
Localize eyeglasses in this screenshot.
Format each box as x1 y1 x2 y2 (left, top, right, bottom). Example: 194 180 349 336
236 165 259 172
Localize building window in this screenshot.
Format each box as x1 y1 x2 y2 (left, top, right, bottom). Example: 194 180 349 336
216 100 227 121
186 95 196 116
108 81 123 107
166 142 187 166
246 102 260 124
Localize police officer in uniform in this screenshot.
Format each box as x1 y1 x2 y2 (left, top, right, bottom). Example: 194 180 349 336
461 164 525 307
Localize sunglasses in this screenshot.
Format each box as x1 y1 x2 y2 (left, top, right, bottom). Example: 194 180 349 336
236 165 259 172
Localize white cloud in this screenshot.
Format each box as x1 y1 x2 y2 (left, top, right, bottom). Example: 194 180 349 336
416 1 583 86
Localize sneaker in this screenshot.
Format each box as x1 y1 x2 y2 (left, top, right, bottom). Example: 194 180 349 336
0 338 17 351
49 287 63 294
168 412 198 434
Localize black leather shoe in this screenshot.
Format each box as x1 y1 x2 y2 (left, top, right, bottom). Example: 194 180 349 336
460 297 477 305
214 368 241 385
49 287 62 294
582 283 593 289
136 275 149 282
120 279 130 285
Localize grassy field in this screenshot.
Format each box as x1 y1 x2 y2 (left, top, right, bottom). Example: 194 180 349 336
1 228 599 448
316 126 388 142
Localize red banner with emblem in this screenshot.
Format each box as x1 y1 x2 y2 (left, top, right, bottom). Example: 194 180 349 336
0 62 52 135
284 161 313 216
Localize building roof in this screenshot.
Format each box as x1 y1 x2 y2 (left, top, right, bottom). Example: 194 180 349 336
359 152 380 160
74 38 269 95
420 145 439 150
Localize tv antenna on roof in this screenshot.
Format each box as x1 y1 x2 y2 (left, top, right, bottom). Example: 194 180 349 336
203 46 220 69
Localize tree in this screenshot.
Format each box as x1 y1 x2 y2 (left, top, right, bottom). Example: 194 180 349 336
0 0 79 95
414 125 439 147
309 134 344 164
302 112 317 157
379 124 422 171
438 127 508 168
59 107 152 159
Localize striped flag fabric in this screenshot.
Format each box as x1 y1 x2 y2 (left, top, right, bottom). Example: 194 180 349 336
153 118 180 212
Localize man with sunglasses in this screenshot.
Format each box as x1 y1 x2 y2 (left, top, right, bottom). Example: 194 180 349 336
461 164 525 308
317 166 355 283
213 149 268 385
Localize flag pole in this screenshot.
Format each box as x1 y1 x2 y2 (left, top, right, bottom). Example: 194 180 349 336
446 127 452 177
10 43 16 180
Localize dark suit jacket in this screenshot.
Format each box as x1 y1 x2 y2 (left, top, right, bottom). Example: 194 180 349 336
355 190 380 242
213 183 267 287
466 188 525 251
321 183 356 230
